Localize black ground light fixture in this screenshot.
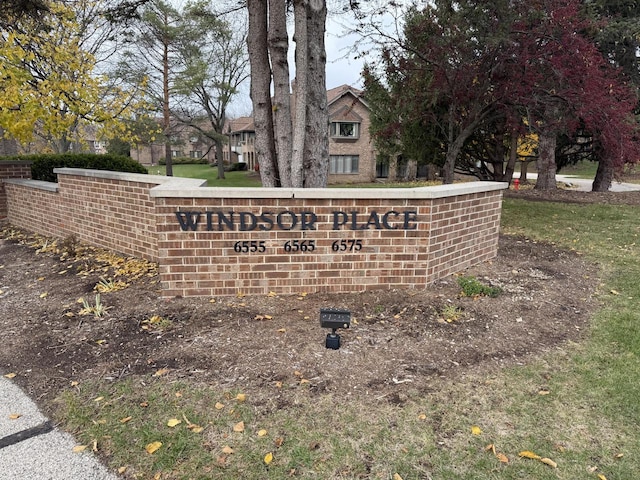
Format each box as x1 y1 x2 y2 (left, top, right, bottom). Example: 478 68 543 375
320 308 351 349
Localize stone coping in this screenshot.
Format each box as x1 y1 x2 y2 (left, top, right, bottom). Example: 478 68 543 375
47 168 508 199
2 178 59 192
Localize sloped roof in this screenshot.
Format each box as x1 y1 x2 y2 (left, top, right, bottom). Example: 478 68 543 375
226 116 255 134
327 84 366 108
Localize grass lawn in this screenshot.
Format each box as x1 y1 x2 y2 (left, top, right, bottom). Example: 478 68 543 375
55 193 640 478
150 164 262 187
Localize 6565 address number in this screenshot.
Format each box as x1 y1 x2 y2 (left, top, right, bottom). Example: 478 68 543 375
232 239 363 254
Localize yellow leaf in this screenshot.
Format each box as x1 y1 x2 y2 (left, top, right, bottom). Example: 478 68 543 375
275 381 283 388
4 373 16 379
145 441 162 454
471 425 482 435
610 289 620 295
264 452 273 465
37 277 44 281
418 413 427 420
538 390 551 395
277 328 286 333
120 416 132 424
393 474 404 480
39 292 48 298
209 298 216 303
70 381 79 387
9 414 21 420
154 368 169 377
485 444 496 455
93 396 104 402
233 421 245 432
519 451 541 460
72 445 87 453
117 466 127 474
540 457 557 468
222 445 234 454
236 393 246 402
215 402 225 410
598 474 608 480
92 440 98 452
167 418 181 427
190 426 204 433
258 429 268 437
267 291 277 297
264 314 273 320
496 452 509 464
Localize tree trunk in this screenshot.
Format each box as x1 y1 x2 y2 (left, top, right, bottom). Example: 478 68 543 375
268 0 292 187
301 0 328 188
216 140 225 180
534 131 557 190
504 134 518 184
247 0 279 187
592 159 613 191
163 38 173 177
520 160 530 182
291 0 308 188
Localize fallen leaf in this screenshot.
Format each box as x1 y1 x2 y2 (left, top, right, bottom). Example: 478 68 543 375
189 426 204 433
167 418 181 427
216 455 227 466
145 441 162 454
519 451 541 460
9 414 21 420
540 457 557 468
274 437 284 447
277 328 286 333
140 401 149 408
267 291 277 297
538 389 551 395
70 381 79 387
471 425 482 435
393 474 403 480
92 440 98 452
610 289 620 295
233 421 245 432
485 444 496 455
72 445 88 453
117 466 127 474
300 379 310 385
418 413 427 420
153 368 169 377
264 314 273 320
236 393 246 402
175 391 182 398
275 381 283 388
120 416 132 424
598 474 608 480
222 446 234 454
258 429 267 437
4 373 16 379
39 292 48 298
496 452 509 464
215 402 225 410
264 452 273 465
209 298 216 303
614 453 624 459
93 396 104 402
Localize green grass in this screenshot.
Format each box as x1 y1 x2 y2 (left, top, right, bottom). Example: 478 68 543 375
150 164 262 187
557 160 598 179
55 197 640 479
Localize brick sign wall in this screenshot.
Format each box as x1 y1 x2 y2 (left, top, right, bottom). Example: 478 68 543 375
0 161 31 221
3 168 507 297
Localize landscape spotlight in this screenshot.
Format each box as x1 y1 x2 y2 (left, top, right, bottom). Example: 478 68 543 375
319 308 350 350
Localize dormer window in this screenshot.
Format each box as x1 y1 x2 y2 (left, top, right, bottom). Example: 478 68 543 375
330 122 359 139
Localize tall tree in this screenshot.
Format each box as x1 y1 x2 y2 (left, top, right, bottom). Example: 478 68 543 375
119 0 183 176
172 2 250 180
246 0 329 188
360 0 639 190
0 0 143 152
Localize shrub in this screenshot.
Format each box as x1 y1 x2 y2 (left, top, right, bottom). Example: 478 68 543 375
159 156 209 165
457 275 502 298
1 154 148 182
227 162 248 172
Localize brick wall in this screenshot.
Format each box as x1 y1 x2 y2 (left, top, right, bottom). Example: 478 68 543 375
0 161 31 221
3 168 506 297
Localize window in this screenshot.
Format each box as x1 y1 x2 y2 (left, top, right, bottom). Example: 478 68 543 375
330 122 359 139
376 160 389 178
171 150 181 157
330 155 359 174
190 150 202 159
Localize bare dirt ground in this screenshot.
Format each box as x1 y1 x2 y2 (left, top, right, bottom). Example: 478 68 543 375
1 187 638 417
